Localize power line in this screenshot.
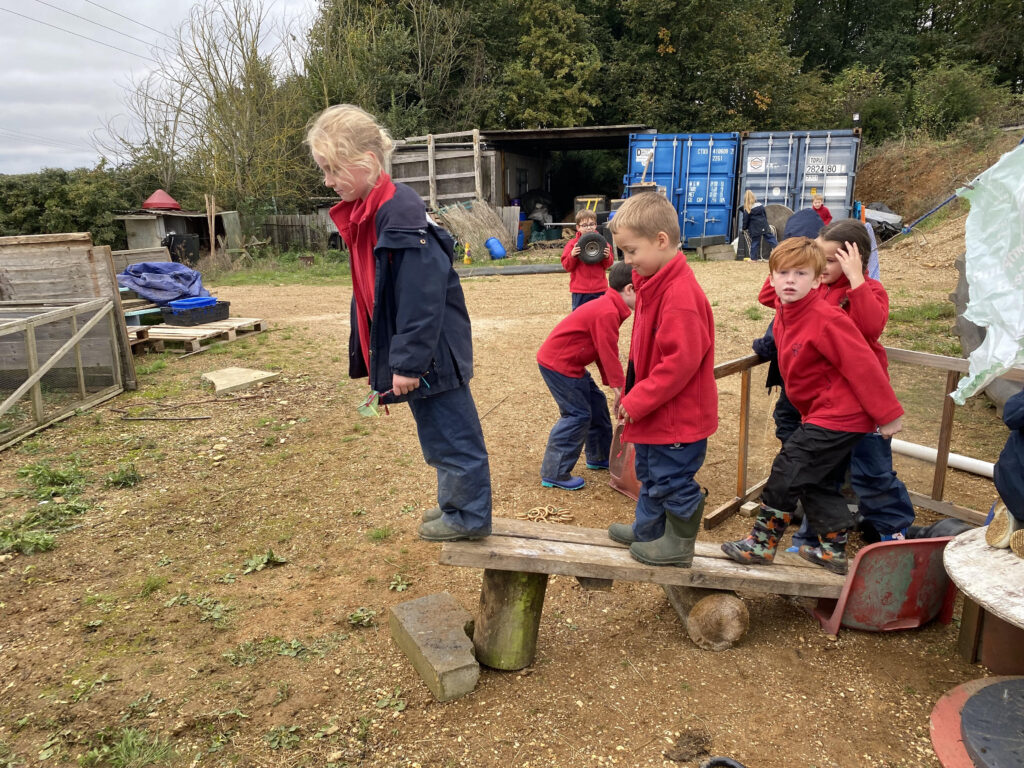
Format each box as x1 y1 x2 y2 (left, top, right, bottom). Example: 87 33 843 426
0 125 93 150
30 0 171 55
0 6 160 65
0 127 93 152
82 0 176 42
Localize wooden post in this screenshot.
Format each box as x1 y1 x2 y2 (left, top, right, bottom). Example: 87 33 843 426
427 135 438 211
71 313 86 398
473 569 548 670
662 585 749 651
931 369 959 500
736 367 752 499
472 128 482 201
205 194 216 258
24 324 43 424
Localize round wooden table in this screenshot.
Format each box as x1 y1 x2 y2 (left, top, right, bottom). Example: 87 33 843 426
944 527 1024 674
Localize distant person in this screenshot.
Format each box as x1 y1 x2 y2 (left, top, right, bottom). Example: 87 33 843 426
306 104 491 542
537 262 635 490
605 193 718 568
723 237 904 575
561 208 614 310
741 189 776 262
812 194 832 225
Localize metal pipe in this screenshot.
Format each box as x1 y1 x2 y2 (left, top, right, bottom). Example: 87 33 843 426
890 438 994 478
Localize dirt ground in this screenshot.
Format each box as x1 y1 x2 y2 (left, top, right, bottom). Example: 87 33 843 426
0 213 1007 768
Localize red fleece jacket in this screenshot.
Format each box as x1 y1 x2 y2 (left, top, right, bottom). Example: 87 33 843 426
771 290 903 432
537 288 630 387
561 233 613 294
759 273 891 372
622 252 718 444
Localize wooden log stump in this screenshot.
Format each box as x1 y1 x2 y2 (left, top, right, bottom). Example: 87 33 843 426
663 585 749 651
473 569 548 670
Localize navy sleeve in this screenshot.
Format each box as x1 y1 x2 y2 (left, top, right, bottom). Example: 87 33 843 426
1004 389 1024 431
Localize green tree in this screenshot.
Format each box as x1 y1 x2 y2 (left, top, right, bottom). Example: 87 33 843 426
912 60 1010 137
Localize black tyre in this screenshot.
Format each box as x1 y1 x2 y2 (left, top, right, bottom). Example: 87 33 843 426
577 231 609 264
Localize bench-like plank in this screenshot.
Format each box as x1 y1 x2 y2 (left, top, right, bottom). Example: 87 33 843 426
441 519 844 599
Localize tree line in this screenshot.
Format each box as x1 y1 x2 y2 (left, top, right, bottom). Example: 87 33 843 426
1 0 1021 245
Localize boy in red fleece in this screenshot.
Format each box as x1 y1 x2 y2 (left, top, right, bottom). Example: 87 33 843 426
723 237 904 574
537 262 635 490
605 193 718 568
562 208 614 310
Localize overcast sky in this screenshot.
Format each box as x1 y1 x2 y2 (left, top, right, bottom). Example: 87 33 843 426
0 0 316 175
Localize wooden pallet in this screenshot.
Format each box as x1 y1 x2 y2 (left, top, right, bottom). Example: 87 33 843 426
125 326 165 354
142 317 266 353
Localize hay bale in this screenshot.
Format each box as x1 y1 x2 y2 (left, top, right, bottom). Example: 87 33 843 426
435 200 514 259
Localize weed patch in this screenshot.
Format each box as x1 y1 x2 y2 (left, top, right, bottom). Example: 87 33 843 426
78 727 175 767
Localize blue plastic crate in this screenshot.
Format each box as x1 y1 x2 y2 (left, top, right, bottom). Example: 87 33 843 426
168 296 217 311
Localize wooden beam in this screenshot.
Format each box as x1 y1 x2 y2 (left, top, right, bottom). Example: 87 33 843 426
735 366 751 498
0 233 91 245
907 490 986 526
427 134 437 211
472 128 482 200
704 478 769 529
931 369 959 500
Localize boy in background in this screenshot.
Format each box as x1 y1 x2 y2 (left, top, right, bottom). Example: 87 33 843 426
537 262 635 490
606 193 718 567
812 194 832 225
723 237 903 574
562 208 614 310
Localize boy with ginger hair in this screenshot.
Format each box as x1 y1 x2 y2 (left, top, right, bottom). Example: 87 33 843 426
723 237 904 574
605 193 718 568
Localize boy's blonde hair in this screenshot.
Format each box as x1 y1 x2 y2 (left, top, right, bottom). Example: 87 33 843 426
608 193 680 245
306 104 395 184
812 194 824 204
575 208 597 227
743 189 757 213
768 236 825 276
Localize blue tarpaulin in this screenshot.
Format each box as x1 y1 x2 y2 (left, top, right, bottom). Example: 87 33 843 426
117 262 211 306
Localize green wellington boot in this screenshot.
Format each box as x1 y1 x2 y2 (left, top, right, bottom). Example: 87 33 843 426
607 522 637 545
628 491 708 568
421 506 442 523
720 504 792 565
798 530 849 575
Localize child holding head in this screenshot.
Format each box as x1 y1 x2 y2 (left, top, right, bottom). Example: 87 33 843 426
306 104 491 542
536 261 635 490
741 189 777 262
757 219 917 549
812 194 832 225
561 208 614 310
605 193 718 568
724 237 903 574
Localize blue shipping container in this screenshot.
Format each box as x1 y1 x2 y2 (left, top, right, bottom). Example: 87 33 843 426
736 129 861 237
623 133 740 248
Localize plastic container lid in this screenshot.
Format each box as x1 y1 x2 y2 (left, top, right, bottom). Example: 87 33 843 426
169 296 217 310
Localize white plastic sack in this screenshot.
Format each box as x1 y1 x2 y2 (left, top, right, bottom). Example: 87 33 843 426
951 143 1024 405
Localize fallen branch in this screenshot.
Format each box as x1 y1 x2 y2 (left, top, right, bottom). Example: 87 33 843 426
479 394 510 421
120 416 211 421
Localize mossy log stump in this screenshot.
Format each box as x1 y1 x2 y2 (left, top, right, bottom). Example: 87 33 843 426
473 569 548 670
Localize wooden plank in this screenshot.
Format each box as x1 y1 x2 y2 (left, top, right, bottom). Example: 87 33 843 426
0 233 91 245
932 369 959 500
440 534 844 599
427 134 437 211
489 516 820 569
704 478 769 529
885 346 1024 384
713 353 764 380
907 491 986 526
736 367 751 498
473 128 482 200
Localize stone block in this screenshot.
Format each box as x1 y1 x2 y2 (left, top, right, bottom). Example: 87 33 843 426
200 367 280 394
740 501 760 518
389 593 479 701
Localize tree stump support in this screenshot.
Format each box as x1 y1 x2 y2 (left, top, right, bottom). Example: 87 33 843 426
662 585 750 651
473 569 549 670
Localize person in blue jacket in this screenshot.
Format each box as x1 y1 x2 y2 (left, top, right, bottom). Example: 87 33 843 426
993 388 1024 525
306 104 492 542
741 189 777 262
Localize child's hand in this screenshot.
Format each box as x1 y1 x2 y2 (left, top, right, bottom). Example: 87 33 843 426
605 244 613 259
877 416 902 438
571 244 581 259
616 402 632 424
392 373 421 396
612 386 622 413
836 241 864 288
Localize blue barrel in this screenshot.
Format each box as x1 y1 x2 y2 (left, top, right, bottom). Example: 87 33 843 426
623 133 741 248
485 237 506 259
736 129 861 236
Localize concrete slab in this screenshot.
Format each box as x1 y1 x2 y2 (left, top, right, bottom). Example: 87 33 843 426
200 367 280 394
389 593 479 701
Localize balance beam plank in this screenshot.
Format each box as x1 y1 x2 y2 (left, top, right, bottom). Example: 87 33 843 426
441 523 844 600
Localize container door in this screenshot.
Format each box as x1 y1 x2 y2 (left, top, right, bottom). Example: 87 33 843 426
675 134 739 247
624 134 680 198
793 131 860 219
736 132 800 239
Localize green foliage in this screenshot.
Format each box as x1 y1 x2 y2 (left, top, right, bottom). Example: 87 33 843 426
77 727 175 767
1 463 89 554
912 61 1010 138
388 574 412 592
347 606 376 627
375 687 407 711
242 549 288 573
367 526 393 542
105 463 143 489
15 460 87 500
264 725 300 750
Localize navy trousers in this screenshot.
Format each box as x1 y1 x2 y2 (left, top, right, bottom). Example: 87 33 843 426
791 432 916 546
749 233 778 262
539 364 612 482
407 384 492 534
631 440 707 541
571 292 604 311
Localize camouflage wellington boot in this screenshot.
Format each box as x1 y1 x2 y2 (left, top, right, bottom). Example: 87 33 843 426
798 530 849 575
720 504 792 566
629 490 708 568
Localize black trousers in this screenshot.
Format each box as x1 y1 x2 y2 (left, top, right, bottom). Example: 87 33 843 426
761 424 864 534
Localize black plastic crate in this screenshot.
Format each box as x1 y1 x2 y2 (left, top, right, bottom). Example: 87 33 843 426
160 300 230 326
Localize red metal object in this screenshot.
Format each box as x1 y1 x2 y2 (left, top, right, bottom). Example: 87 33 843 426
608 424 640 501
811 537 957 635
142 189 181 210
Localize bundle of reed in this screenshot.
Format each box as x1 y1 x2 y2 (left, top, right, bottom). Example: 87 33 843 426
434 199 513 258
